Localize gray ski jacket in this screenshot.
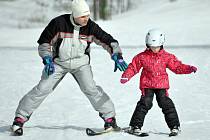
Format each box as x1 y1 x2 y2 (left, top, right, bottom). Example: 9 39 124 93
37 14 122 69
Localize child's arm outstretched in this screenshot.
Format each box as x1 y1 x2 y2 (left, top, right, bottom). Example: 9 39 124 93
167 54 197 74
120 55 142 84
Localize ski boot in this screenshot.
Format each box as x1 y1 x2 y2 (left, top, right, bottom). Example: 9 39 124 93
104 117 121 131
127 126 142 135
126 126 149 137
169 126 181 137
11 117 25 136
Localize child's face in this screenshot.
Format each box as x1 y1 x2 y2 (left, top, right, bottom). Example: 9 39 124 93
150 46 161 53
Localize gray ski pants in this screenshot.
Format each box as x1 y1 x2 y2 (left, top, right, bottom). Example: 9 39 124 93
15 64 116 121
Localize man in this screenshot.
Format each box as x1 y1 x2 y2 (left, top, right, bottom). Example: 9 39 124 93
11 0 128 136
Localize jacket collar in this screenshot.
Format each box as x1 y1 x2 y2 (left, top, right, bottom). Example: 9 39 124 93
146 48 165 56
70 15 81 29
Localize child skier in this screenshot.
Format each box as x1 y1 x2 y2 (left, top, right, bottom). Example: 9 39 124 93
120 28 197 136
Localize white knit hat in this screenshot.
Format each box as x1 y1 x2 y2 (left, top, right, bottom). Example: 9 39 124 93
71 0 90 18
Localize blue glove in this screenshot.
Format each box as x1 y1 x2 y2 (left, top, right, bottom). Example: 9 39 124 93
111 53 128 72
42 56 55 76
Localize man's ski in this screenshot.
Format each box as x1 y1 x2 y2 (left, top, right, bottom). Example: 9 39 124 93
86 127 116 136
86 127 148 137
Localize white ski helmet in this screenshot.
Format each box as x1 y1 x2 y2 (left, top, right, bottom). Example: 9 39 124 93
145 28 165 47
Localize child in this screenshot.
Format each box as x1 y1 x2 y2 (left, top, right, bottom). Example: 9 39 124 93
120 28 197 136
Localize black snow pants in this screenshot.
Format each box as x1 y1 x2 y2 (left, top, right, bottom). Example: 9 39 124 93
129 88 180 129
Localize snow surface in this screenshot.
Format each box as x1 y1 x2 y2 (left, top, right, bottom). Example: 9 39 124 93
0 0 210 140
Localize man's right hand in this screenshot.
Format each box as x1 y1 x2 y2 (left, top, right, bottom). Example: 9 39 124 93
42 56 55 76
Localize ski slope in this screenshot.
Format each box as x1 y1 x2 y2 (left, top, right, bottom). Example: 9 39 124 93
0 47 210 139
0 0 210 139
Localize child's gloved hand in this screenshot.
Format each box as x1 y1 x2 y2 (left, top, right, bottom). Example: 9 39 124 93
190 66 197 73
120 77 129 84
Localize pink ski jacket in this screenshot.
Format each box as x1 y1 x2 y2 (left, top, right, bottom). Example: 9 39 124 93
121 49 193 95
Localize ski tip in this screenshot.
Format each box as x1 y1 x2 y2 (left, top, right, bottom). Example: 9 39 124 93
86 128 96 136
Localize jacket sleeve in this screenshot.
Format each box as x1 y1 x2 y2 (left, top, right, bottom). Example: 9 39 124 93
121 55 142 80
37 18 58 58
90 21 122 55
167 54 192 74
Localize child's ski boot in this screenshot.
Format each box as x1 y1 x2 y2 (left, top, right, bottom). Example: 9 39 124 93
125 126 149 137
169 126 181 137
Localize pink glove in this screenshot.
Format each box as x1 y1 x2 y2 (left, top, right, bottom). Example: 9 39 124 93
120 77 129 84
190 66 197 73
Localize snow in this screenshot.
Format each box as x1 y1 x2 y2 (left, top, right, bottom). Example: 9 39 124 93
0 0 210 139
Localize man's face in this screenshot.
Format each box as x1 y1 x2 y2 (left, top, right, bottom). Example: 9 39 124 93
150 46 161 53
74 15 90 26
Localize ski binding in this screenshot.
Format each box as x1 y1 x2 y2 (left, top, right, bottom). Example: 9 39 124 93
11 125 23 136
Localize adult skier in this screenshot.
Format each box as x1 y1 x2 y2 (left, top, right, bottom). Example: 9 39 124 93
11 0 128 136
